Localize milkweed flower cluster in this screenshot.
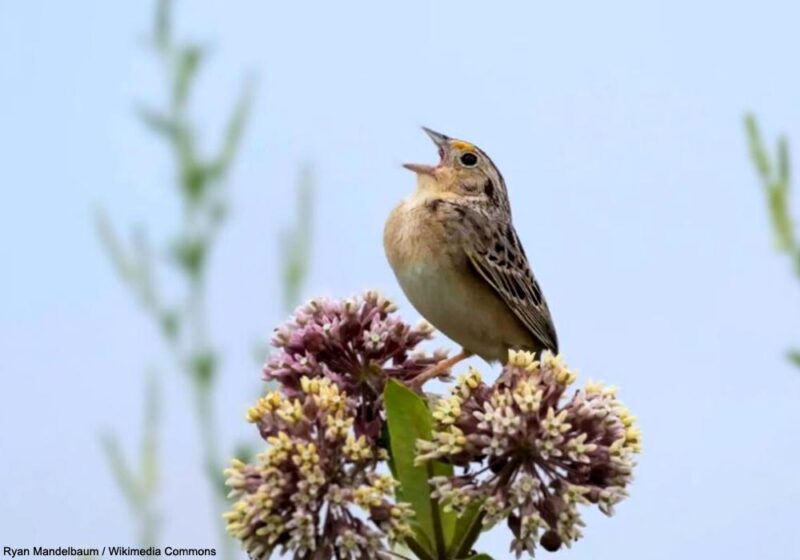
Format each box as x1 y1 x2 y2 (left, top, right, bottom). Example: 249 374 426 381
225 376 414 559
416 350 641 557
225 292 446 559
264 291 447 440
226 292 641 559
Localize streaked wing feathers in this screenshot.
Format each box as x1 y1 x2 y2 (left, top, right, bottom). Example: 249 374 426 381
465 222 559 352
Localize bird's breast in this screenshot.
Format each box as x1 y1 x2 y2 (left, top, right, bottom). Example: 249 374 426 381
383 198 456 270
384 199 528 362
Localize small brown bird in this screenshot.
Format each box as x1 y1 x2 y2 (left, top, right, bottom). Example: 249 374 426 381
384 128 558 384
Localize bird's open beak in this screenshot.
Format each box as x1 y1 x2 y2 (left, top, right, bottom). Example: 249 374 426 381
421 126 449 149
402 126 450 176
402 162 437 176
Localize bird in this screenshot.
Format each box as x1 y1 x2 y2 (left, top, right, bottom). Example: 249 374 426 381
384 127 558 386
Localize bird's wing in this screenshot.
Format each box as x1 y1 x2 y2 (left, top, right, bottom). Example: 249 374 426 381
463 215 559 353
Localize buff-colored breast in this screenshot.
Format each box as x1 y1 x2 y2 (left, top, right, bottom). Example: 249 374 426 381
383 195 538 363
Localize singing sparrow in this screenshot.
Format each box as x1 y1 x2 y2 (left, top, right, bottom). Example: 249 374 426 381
384 128 558 383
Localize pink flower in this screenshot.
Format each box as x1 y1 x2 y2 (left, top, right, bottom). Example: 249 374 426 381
225 377 413 559
264 291 447 440
417 350 641 557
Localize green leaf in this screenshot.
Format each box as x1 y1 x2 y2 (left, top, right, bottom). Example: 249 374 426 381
208 77 254 182
171 235 206 277
448 500 485 559
159 309 180 341
136 105 180 141
100 433 144 509
384 380 455 560
405 536 435 560
189 351 217 386
172 45 204 109
787 348 800 368
280 164 314 313
744 113 771 182
463 554 494 560
94 208 136 282
181 163 209 205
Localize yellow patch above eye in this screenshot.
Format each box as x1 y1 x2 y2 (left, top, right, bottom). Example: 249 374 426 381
451 140 475 151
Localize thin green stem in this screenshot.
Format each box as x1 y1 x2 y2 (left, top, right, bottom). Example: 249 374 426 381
745 113 800 368
405 538 435 560
191 382 232 559
427 463 447 560
99 373 162 548
99 2 251 557
450 510 483 560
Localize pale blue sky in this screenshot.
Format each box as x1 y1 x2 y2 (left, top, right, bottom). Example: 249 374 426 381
2 1 800 558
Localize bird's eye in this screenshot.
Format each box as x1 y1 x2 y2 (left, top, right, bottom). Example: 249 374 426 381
460 152 478 167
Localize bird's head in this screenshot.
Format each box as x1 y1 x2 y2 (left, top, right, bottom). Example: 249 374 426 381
403 127 509 212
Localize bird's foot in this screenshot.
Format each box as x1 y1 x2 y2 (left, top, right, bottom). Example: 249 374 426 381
409 349 472 389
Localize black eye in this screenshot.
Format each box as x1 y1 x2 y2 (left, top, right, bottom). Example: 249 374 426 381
460 152 478 167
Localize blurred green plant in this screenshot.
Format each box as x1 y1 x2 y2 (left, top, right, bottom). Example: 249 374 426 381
744 114 800 366
280 164 314 315
252 164 315 364
100 371 161 547
97 0 313 556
